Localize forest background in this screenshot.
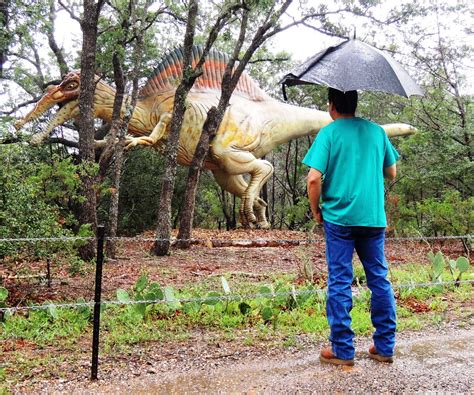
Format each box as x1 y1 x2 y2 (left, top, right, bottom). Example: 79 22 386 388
0 0 472 260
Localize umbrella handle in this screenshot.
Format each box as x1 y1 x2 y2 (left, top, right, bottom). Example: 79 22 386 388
282 83 288 101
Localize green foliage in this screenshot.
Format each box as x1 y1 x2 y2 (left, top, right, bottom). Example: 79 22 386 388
192 174 228 229
0 145 90 258
353 264 367 286
0 301 91 346
115 148 165 234
116 274 165 319
0 287 8 322
96 1 161 79
1 264 473 372
284 197 312 230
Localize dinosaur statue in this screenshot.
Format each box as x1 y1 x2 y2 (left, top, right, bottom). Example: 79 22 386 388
14 46 415 229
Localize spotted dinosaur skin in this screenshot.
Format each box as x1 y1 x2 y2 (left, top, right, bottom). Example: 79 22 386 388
14 46 415 228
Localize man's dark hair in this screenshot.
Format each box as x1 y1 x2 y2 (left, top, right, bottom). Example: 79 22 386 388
328 88 358 114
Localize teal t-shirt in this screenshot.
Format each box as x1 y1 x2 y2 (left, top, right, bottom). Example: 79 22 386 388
302 117 399 227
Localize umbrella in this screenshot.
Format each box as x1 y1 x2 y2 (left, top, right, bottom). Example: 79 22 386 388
281 39 423 98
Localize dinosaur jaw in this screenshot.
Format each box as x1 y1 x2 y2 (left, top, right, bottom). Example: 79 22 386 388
30 99 80 145
15 86 71 130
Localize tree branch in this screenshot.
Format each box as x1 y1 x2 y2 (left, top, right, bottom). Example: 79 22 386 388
47 1 69 76
47 136 79 148
58 0 81 23
247 56 290 64
0 97 42 115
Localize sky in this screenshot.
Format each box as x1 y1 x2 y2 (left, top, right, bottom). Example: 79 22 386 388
7 1 474 103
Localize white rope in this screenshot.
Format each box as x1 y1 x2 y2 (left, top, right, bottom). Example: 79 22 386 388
1 279 472 315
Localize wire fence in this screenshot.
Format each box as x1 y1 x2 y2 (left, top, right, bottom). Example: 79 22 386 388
0 234 472 244
1 279 473 315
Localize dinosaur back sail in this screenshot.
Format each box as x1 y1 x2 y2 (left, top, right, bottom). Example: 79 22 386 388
140 46 269 101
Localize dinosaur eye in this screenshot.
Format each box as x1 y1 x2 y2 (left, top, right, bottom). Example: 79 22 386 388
65 81 79 90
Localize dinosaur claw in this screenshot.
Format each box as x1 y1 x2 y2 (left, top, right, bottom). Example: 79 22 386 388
125 136 156 149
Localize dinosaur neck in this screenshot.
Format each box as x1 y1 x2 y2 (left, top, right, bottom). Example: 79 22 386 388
93 81 150 134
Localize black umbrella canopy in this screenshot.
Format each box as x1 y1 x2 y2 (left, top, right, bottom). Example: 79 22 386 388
281 39 424 98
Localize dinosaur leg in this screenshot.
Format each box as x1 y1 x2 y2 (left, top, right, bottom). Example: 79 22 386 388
125 112 172 149
211 150 273 228
212 170 270 229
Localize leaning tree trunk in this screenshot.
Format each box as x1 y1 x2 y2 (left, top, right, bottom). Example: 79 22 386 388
153 84 191 255
153 0 248 255
176 1 294 245
177 106 223 248
77 0 104 260
176 8 250 248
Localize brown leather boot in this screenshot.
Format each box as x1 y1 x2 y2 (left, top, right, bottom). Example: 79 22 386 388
368 345 394 363
319 347 355 366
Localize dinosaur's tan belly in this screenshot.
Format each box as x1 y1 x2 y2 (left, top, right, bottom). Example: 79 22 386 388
176 126 220 171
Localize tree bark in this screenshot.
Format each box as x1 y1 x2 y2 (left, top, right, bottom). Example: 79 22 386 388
177 106 224 248
104 53 127 258
153 0 199 256
77 0 104 260
47 1 69 77
0 0 10 78
105 1 147 258
153 0 249 255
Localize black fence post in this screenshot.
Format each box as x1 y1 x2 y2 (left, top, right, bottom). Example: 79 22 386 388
46 257 52 288
91 225 105 381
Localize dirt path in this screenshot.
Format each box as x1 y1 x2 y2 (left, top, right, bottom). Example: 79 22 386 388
22 324 473 394
96 328 474 393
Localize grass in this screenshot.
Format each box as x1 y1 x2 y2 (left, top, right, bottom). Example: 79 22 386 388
0 261 472 387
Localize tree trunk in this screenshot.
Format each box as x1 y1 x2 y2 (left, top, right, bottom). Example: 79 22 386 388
105 2 146 258
271 152 276 227
176 1 295 242
153 86 188 255
77 0 104 260
177 106 223 248
153 0 199 256
0 0 10 78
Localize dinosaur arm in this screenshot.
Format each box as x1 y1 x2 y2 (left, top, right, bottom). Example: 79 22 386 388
125 112 172 149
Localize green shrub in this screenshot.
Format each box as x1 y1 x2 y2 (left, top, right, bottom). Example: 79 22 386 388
0 145 89 258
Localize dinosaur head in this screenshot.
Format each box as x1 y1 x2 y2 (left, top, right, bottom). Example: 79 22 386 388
14 71 81 131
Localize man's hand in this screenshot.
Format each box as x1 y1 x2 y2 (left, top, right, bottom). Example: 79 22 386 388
314 206 323 224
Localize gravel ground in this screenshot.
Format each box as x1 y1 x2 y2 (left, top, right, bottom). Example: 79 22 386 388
22 322 473 394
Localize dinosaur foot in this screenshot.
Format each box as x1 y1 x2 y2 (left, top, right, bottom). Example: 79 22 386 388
256 221 270 229
238 221 270 230
238 196 271 229
125 136 155 149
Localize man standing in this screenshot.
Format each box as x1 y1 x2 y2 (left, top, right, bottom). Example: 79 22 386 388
303 88 398 366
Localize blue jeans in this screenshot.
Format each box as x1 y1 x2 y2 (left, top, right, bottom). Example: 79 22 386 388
323 221 396 360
